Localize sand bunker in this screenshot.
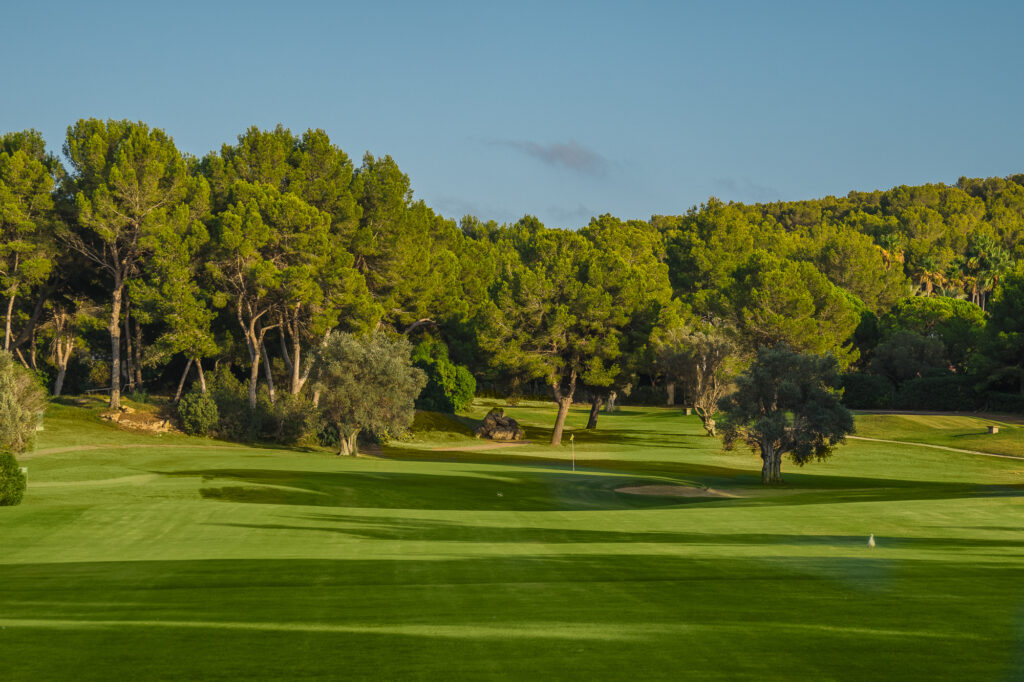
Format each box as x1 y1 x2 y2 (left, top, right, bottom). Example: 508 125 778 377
615 484 740 498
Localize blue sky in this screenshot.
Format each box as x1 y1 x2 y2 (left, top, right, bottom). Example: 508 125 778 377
3 1 1022 228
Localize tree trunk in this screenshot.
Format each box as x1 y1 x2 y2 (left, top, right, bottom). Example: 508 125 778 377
261 345 276 404
586 394 603 429
666 382 675 406
109 285 123 409
550 368 577 446
133 317 143 387
605 390 617 413
551 397 573 445
10 281 54 354
54 365 67 397
196 359 207 393
123 304 135 393
174 357 194 403
248 350 260 409
290 332 302 395
338 428 359 456
694 407 716 437
53 337 71 397
4 291 15 351
760 445 783 485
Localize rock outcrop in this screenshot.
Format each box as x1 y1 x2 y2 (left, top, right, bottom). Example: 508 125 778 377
474 408 525 441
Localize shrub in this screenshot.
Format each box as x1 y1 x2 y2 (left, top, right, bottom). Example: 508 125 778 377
840 373 895 409
0 351 47 455
982 392 1024 414
0 452 26 506
413 339 476 413
208 365 259 441
177 389 219 436
895 375 981 411
264 394 319 445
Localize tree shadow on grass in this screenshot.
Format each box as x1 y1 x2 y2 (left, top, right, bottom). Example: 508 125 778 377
165 467 699 512
160 463 1024 512
211 512 1024 551
2 553 1023 681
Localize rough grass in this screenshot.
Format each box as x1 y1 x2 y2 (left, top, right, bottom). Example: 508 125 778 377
1 400 1023 680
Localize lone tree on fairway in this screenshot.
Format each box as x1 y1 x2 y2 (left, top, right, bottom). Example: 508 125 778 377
0 349 46 505
315 331 426 456
720 344 853 485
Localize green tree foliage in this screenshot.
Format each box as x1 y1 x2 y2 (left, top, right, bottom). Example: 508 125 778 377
725 252 860 367
579 215 673 425
720 345 853 485
316 331 426 455
412 339 476 413
60 119 208 408
208 181 371 406
481 221 630 445
0 131 56 353
0 350 46 455
880 296 985 370
806 225 907 311
869 330 948 385
973 267 1024 394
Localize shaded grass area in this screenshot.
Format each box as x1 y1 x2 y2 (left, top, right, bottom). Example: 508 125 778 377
2 400 1024 679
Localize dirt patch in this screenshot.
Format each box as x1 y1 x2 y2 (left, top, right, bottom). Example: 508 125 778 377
100 406 181 434
615 484 740 498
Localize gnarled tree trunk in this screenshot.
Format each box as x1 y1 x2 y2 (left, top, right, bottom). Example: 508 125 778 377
338 428 359 456
760 444 783 485
694 406 716 437
666 382 675 406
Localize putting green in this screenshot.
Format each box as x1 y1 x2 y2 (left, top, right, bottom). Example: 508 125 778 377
1 400 1022 680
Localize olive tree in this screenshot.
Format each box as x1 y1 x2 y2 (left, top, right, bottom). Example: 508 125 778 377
720 344 853 485
0 349 46 454
0 349 46 505
315 331 426 456
656 324 737 436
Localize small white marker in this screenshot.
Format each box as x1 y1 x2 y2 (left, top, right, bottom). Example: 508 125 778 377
20 467 27 475
867 534 876 548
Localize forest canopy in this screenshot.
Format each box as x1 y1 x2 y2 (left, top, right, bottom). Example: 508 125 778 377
3 118 1024 443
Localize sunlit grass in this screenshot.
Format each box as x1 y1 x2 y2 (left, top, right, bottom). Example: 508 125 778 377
1 399 1022 679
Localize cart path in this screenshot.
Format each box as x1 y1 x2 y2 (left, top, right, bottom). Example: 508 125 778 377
847 435 1024 460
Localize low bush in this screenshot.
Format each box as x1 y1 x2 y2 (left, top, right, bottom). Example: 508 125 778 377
264 394 319 445
982 392 1024 414
177 389 219 436
0 452 26 506
840 373 895 409
208 366 259 441
895 374 982 411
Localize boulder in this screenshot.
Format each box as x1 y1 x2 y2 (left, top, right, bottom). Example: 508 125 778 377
474 408 525 441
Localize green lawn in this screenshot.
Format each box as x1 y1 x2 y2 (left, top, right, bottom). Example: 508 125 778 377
2 400 1023 680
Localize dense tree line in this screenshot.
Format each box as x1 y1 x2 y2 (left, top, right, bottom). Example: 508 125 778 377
3 118 1024 450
